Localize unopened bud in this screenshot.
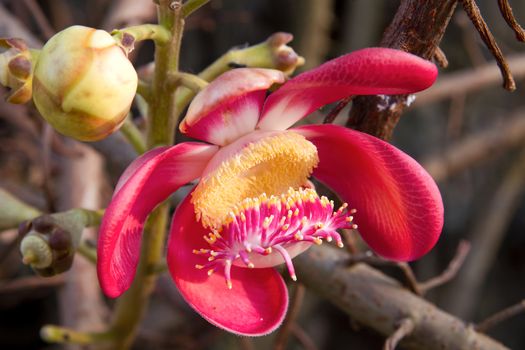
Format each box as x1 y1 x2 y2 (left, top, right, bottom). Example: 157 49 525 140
19 210 86 277
266 32 305 75
0 38 34 104
32 25 138 141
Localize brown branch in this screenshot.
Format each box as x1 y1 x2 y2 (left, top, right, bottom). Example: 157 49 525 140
0 4 42 47
418 240 471 293
461 0 515 91
346 0 457 140
432 46 449 68
0 275 64 295
21 0 55 40
422 109 525 182
274 284 306 350
346 0 458 140
415 54 525 106
323 96 353 124
442 146 525 318
476 300 525 333
497 0 525 42
294 246 509 350
383 318 415 350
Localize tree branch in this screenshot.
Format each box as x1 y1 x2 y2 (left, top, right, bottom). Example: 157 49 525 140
422 109 525 182
346 0 458 140
294 246 509 350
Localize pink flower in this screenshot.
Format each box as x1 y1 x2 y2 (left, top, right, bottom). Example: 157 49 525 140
97 48 443 336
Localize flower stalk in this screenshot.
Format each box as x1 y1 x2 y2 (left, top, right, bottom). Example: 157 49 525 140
107 1 185 349
174 32 305 118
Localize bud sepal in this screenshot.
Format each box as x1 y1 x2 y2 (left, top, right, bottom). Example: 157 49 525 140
0 38 36 104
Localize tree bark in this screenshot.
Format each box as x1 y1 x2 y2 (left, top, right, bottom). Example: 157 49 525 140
295 246 509 350
346 0 458 140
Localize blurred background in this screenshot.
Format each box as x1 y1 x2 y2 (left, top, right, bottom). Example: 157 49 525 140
0 0 524 349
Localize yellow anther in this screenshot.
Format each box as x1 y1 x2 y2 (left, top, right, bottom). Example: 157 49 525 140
294 232 304 240
346 216 354 222
291 274 297 281
248 263 255 268
352 224 358 229
282 224 290 231
207 269 214 276
195 264 204 269
265 247 273 254
313 237 323 245
337 241 344 248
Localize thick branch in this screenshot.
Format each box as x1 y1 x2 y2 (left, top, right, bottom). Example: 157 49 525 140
422 109 525 182
294 246 508 350
346 0 458 140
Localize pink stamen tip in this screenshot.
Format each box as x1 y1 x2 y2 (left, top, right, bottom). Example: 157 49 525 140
192 188 355 288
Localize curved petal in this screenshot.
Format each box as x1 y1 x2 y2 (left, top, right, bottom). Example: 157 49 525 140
167 194 288 336
180 68 285 146
258 48 438 130
295 124 443 261
97 143 218 298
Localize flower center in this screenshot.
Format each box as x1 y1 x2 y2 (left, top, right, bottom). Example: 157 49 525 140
193 188 357 289
191 132 319 228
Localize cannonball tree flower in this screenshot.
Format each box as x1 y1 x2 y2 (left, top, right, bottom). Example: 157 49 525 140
97 48 443 336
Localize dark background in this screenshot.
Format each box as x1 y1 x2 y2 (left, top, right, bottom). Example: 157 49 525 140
0 0 524 349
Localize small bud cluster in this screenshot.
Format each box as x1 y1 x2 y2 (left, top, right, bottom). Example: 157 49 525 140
0 38 33 104
18 211 85 276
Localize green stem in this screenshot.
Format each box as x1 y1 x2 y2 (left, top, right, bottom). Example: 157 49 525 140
168 72 209 92
108 1 185 349
147 0 185 148
0 188 42 230
41 325 112 345
174 34 304 119
120 117 146 154
136 79 152 102
112 24 171 47
183 0 210 17
77 242 97 264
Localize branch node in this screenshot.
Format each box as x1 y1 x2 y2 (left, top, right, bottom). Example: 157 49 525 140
419 240 471 294
383 318 415 350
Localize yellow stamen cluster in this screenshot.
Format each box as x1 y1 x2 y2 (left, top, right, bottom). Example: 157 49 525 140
192 132 319 228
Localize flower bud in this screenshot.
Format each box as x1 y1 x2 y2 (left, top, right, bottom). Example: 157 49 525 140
0 38 34 104
32 25 138 141
19 210 86 277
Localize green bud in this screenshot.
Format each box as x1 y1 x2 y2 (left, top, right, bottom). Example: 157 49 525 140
32 25 138 142
0 38 34 104
19 209 87 277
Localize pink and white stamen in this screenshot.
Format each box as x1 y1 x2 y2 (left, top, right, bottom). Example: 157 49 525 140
193 187 357 289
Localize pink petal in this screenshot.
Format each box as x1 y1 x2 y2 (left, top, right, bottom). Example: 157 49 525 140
167 194 288 336
258 48 438 130
296 124 443 261
97 143 218 298
180 68 285 146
